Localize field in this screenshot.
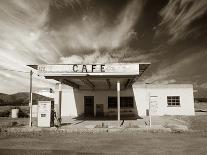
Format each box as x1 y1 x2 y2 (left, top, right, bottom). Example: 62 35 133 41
194 102 207 111
0 106 29 117
0 132 207 155
0 102 207 154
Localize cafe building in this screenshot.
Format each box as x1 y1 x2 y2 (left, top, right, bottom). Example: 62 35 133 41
28 63 195 124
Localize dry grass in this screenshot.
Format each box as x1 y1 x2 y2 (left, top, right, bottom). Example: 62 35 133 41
0 106 29 117
0 132 207 154
195 102 207 111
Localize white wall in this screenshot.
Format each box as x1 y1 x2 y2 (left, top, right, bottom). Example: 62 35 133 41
73 89 136 116
54 85 77 117
133 84 195 116
54 84 195 117
55 85 136 117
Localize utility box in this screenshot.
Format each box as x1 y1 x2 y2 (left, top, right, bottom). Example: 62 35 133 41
37 101 54 127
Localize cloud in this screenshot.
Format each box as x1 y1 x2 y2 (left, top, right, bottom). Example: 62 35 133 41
0 0 63 63
59 47 159 64
200 82 207 89
0 0 146 93
55 0 144 51
0 0 60 93
60 50 119 64
144 49 207 83
52 0 147 66
158 0 207 43
50 0 90 9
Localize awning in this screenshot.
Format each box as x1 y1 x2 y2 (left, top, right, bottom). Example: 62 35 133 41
28 63 150 90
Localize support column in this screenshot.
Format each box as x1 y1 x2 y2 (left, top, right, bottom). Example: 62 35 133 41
29 70 33 127
149 92 152 127
146 84 151 127
57 83 62 127
117 81 120 127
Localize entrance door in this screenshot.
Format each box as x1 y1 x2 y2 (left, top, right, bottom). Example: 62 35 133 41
150 96 159 115
96 104 104 117
84 96 94 116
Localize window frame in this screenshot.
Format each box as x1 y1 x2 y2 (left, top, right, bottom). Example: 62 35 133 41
108 96 134 109
167 96 181 107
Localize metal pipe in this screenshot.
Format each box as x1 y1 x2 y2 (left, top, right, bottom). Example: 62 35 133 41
29 70 33 127
57 83 62 127
117 81 120 127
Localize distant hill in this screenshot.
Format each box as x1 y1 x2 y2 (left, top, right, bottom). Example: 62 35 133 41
194 88 207 98
0 92 53 106
195 98 207 103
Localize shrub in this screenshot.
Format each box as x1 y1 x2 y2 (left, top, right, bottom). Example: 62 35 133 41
0 110 10 117
18 108 29 118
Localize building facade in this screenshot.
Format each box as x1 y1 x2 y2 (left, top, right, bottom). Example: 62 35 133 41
28 63 195 123
55 83 195 118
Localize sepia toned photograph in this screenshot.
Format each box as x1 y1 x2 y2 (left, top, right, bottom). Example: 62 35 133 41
0 0 207 154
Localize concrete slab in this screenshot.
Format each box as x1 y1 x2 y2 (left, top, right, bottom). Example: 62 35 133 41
85 125 96 129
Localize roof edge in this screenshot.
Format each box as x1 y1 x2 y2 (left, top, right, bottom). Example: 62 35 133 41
27 65 38 70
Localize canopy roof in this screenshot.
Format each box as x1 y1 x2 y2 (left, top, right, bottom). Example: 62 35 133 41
28 63 150 90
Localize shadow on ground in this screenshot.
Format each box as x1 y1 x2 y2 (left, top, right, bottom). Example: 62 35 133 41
72 115 143 121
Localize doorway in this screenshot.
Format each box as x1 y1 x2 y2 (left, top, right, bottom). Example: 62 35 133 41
84 96 94 116
150 96 159 115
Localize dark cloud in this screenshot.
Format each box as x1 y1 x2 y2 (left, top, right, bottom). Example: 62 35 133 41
157 0 207 44
142 0 207 97
130 0 168 50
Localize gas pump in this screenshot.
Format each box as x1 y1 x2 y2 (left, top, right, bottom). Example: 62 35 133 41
37 101 54 127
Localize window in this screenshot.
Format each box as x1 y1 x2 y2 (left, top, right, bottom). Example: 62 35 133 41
121 97 134 108
108 97 117 108
108 97 134 108
167 96 180 106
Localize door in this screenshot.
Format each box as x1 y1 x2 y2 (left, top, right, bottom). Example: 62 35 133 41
84 96 94 116
96 104 104 117
150 96 159 116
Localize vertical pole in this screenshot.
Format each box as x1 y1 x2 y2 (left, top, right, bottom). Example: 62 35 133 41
117 81 120 127
147 86 151 127
29 70 33 127
57 82 62 127
149 97 152 127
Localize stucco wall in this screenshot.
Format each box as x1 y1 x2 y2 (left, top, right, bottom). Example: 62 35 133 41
54 84 195 117
133 84 195 116
55 85 136 117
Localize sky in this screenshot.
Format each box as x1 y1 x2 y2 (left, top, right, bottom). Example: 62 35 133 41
0 0 207 97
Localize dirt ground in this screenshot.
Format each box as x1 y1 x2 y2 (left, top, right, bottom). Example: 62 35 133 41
0 132 207 155
1 113 207 131
0 103 207 154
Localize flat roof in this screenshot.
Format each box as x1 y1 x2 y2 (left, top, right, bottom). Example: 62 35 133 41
133 83 193 88
28 63 150 90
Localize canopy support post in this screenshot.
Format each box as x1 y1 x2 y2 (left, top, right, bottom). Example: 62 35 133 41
57 83 62 127
29 70 33 127
117 81 120 127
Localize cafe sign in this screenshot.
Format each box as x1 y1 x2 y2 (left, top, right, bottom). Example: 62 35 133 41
37 63 139 76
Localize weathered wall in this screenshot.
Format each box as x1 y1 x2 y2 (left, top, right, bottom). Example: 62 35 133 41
55 85 136 117
54 84 195 117
133 84 195 116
